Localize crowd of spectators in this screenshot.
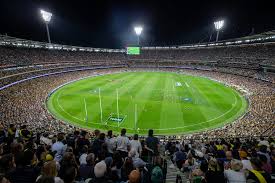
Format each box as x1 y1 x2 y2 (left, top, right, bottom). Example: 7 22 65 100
0 124 274 183
167 136 275 183
0 126 168 183
0 46 126 66
0 43 274 182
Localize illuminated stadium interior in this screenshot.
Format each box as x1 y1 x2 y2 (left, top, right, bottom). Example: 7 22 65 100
0 1 274 183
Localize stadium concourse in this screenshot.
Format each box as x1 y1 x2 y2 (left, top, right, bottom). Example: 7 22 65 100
0 34 275 183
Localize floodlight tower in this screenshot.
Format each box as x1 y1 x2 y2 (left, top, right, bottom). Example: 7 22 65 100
214 20 224 42
40 9 52 44
134 26 143 46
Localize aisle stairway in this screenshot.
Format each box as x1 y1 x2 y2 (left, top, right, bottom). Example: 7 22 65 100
165 159 187 183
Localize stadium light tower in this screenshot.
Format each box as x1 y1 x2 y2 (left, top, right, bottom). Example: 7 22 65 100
40 9 52 44
214 20 224 42
134 26 143 46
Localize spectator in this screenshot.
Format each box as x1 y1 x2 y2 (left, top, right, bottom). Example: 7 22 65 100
145 129 159 163
89 160 109 183
205 158 225 183
224 159 246 183
7 150 39 183
128 149 146 169
246 157 272 183
79 146 88 165
130 134 142 158
36 160 63 183
105 130 116 157
151 156 163 183
116 129 130 159
79 153 95 180
52 133 67 162
128 170 140 183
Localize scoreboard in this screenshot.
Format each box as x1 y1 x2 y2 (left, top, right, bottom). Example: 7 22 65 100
126 47 140 55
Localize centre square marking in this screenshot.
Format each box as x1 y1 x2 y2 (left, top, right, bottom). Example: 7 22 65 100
107 113 126 123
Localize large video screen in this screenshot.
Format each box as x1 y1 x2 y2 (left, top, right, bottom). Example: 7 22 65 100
126 47 140 55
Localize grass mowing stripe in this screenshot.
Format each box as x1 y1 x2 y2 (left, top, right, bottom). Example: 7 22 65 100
47 71 248 135
88 73 140 124
56 73 136 125
176 74 208 126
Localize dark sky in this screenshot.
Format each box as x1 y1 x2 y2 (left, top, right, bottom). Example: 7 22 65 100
0 0 274 48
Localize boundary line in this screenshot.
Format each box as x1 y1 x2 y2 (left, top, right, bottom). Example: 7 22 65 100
53 73 241 131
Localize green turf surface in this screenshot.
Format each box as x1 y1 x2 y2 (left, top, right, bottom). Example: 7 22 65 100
46 71 248 135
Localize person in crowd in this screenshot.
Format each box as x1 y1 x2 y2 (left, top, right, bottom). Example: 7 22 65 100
40 132 53 146
0 154 15 179
205 158 225 183
258 154 272 174
62 166 77 183
92 133 106 159
128 170 140 183
239 150 253 171
224 159 246 183
79 153 95 180
128 149 146 169
51 133 67 162
89 160 109 183
151 156 164 183
79 146 88 165
246 157 272 183
36 160 63 183
145 129 159 163
121 157 134 181
19 125 33 141
76 130 90 151
7 124 16 145
130 134 142 158
105 130 116 157
173 147 187 169
116 129 130 159
7 149 39 183
58 152 78 181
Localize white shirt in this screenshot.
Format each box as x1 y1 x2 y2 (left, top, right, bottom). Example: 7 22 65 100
130 140 142 157
106 137 117 154
241 159 253 171
224 170 246 183
40 136 52 146
116 135 130 152
79 153 88 165
52 141 67 162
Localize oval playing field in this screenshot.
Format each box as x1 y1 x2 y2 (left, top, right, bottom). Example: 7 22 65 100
46 72 248 135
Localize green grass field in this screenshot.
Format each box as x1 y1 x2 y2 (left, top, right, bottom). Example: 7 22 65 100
46 71 248 135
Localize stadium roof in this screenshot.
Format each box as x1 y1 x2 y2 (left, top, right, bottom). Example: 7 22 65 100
1 30 275 51
143 30 275 50
0 34 125 53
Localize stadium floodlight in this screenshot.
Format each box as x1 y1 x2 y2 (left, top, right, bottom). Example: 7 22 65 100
214 20 224 42
134 26 143 46
40 9 52 43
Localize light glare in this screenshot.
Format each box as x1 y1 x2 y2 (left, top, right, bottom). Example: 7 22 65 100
214 20 224 30
40 9 52 23
134 26 143 36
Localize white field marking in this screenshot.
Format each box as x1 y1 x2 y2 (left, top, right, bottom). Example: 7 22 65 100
185 82 190 88
57 91 85 122
57 90 239 131
143 90 238 130
118 115 127 127
54 72 242 131
84 98 88 121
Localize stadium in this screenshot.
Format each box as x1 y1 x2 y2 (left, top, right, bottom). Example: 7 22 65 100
0 1 274 183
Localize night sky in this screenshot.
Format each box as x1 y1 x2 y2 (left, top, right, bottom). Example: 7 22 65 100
0 0 274 48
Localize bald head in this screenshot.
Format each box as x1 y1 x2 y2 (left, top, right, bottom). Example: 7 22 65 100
129 170 140 183
226 151 233 160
